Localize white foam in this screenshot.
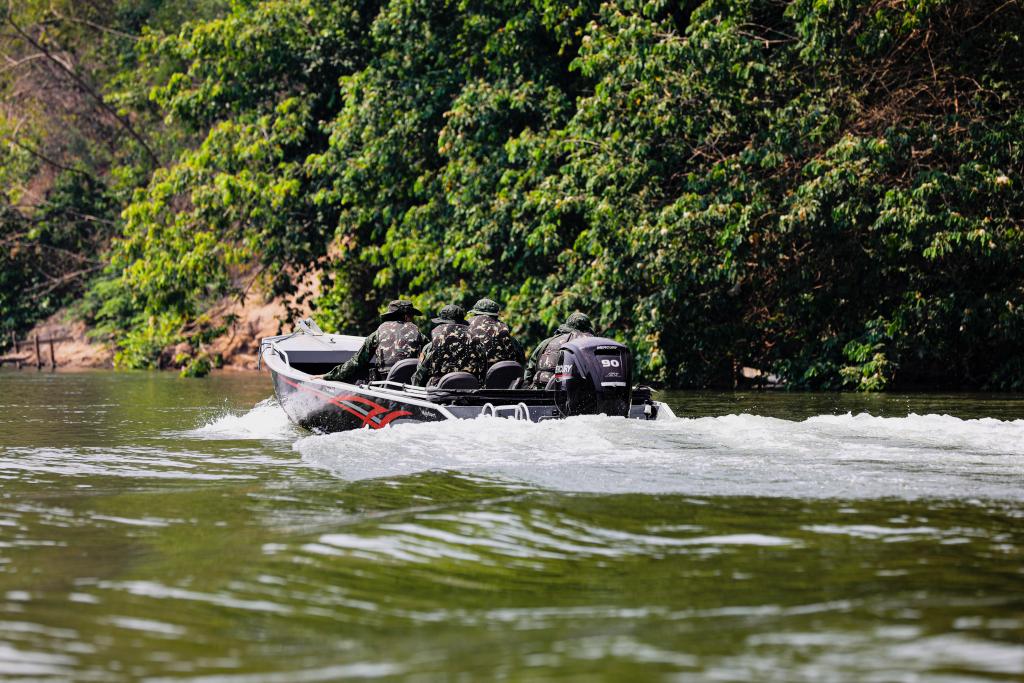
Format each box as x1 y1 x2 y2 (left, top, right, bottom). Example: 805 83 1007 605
189 398 298 441
294 412 1024 499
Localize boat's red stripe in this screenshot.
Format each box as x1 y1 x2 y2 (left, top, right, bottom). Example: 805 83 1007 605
282 378 412 429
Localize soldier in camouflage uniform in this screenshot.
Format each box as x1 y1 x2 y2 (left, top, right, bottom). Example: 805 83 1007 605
321 300 429 383
467 298 525 369
412 304 487 387
523 312 595 389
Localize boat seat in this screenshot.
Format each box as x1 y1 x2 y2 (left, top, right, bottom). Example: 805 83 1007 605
385 358 419 385
484 361 523 389
544 376 557 390
435 372 480 390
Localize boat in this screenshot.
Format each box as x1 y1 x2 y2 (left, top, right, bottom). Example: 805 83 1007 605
260 319 673 432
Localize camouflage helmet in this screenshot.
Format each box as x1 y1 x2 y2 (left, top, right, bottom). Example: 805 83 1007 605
563 311 593 332
468 298 500 317
380 299 422 321
431 303 467 325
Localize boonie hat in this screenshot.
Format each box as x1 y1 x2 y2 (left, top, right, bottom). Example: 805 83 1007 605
431 304 467 325
380 299 422 321
468 298 500 317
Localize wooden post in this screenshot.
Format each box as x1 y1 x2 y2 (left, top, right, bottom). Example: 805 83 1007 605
13 335 21 370
34 334 42 370
49 337 56 370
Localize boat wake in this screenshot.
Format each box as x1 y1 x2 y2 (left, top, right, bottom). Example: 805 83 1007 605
178 398 1024 499
188 398 300 441
294 411 1024 500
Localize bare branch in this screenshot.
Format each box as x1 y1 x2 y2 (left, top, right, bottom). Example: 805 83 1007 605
49 10 141 41
966 0 1021 33
35 243 105 264
2 133 93 178
3 9 162 168
24 264 104 297
0 52 48 73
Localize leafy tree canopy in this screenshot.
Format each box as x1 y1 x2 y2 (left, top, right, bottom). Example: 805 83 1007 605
2 0 1023 389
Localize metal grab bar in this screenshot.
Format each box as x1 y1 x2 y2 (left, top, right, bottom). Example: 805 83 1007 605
258 330 302 371
481 403 531 421
265 342 290 369
368 380 428 393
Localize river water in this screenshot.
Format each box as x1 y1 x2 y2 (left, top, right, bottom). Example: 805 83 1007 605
1 371 1022 681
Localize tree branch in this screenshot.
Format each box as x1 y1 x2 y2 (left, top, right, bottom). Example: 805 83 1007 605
3 6 161 168
24 264 104 297
49 9 141 41
2 133 94 178
0 51 48 73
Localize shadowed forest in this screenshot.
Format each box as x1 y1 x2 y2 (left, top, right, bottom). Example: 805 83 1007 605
1 0 1022 389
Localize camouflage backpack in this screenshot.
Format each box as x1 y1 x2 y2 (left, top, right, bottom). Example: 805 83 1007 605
468 316 522 367
374 321 425 369
427 323 486 382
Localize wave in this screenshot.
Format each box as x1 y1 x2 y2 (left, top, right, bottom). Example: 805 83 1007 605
293 411 1024 499
188 398 299 441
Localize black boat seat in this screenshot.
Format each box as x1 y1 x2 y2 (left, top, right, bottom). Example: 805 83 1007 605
385 358 419 384
484 361 523 389
435 372 479 389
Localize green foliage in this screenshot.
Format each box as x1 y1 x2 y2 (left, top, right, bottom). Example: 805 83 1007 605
95 0 376 365
0 0 228 348
0 171 116 338
5 0 1023 388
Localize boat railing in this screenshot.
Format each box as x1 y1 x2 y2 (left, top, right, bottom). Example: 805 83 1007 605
481 402 531 421
258 340 292 371
368 380 416 392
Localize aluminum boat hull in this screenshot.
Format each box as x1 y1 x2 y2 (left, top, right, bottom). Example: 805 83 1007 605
261 329 671 432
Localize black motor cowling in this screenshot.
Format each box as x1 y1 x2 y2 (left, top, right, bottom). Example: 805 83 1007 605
554 337 633 417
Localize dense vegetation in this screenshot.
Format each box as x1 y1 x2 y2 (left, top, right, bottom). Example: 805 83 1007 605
2 0 1022 389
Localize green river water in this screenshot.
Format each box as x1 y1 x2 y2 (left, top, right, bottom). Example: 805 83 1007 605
0 371 1022 681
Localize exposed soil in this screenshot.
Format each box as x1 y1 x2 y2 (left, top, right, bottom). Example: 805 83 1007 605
15 288 312 373
14 313 112 370
208 295 308 372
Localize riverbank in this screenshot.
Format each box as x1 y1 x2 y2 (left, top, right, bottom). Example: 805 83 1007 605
17 289 303 372
14 313 112 369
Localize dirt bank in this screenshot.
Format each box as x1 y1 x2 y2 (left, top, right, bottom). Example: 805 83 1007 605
15 288 311 372
207 295 308 371
13 313 113 370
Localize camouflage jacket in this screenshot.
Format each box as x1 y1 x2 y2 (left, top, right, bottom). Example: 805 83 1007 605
523 326 594 388
412 322 487 387
468 315 525 368
323 321 428 382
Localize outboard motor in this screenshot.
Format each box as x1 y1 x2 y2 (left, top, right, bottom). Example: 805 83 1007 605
554 337 632 417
